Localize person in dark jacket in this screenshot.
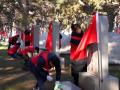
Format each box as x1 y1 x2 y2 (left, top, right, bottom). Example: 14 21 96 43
70 23 87 86
26 50 61 90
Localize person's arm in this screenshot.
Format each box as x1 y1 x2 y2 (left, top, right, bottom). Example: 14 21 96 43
49 53 61 81
36 56 48 79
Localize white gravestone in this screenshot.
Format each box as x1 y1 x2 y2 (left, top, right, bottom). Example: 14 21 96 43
61 81 81 90
79 13 119 90
52 21 60 56
34 25 40 48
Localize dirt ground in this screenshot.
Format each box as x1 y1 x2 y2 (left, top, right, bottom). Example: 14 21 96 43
0 57 72 90
0 45 72 90
0 44 120 90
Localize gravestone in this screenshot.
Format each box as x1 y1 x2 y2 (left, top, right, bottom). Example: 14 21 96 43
61 81 81 90
52 20 60 56
34 25 40 48
79 13 119 90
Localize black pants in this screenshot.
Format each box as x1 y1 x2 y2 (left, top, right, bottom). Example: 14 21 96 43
26 61 47 90
71 60 87 86
25 41 30 46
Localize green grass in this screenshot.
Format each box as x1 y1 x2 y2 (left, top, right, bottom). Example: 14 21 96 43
0 44 8 58
4 87 16 90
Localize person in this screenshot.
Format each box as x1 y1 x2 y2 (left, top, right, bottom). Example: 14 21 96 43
8 35 19 49
70 23 87 86
18 46 38 58
7 42 21 58
17 46 39 70
24 29 32 46
26 50 61 90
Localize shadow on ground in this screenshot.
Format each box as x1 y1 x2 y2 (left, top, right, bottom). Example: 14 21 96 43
0 48 72 90
0 44 120 90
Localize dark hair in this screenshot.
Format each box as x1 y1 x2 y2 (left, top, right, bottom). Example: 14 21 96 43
24 29 30 35
35 47 39 53
71 23 80 31
16 42 21 46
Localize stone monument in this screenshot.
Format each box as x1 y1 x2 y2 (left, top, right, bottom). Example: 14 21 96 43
79 12 119 90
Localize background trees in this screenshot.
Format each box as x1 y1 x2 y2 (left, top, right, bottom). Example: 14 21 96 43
0 0 119 32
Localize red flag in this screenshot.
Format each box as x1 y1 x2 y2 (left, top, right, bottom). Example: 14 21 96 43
71 14 98 60
18 46 35 55
45 21 53 51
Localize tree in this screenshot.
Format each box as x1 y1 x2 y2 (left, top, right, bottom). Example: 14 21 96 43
0 0 120 32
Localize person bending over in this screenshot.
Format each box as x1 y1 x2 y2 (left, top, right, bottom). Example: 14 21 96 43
26 50 61 90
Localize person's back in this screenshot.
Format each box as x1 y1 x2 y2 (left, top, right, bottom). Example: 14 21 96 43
27 50 61 90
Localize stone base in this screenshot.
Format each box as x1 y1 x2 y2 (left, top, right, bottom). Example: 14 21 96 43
79 72 119 90
61 81 81 90
101 75 119 90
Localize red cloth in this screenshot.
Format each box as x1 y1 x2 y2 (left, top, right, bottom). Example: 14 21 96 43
45 21 53 51
19 46 35 55
71 14 97 60
70 43 78 60
31 51 51 71
45 22 62 51
31 54 40 65
25 35 32 42
8 44 19 55
9 35 19 43
21 31 32 42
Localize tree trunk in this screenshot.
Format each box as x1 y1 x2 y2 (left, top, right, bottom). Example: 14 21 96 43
22 12 29 30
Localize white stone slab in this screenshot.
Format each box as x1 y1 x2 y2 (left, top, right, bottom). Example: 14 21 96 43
61 81 81 90
79 72 119 90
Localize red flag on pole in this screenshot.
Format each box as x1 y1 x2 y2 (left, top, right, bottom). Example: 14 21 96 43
71 14 98 60
45 21 53 51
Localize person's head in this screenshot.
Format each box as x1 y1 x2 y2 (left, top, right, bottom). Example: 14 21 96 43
24 29 30 35
71 23 82 33
16 42 21 49
13 35 19 40
35 47 39 53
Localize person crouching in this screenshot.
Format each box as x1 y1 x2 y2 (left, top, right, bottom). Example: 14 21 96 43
7 42 21 58
26 50 61 90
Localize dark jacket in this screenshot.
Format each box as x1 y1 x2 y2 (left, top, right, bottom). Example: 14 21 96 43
31 51 61 81
70 31 84 45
